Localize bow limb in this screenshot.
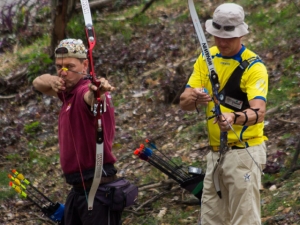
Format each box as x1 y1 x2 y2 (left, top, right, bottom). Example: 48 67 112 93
80 0 104 211
81 0 97 86
188 0 228 153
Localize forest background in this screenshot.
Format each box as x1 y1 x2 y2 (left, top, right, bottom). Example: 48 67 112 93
0 0 300 224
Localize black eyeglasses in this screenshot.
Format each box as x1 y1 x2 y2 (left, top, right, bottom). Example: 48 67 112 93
212 22 235 32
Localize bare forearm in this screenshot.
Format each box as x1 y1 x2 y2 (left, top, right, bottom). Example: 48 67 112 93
231 109 265 126
180 88 210 111
180 93 197 111
232 105 266 126
214 99 267 131
33 74 57 96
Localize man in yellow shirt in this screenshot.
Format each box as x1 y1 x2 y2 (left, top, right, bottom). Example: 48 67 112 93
180 3 268 225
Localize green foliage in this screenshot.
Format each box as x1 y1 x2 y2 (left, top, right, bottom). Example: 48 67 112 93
111 20 133 43
129 216 158 225
241 0 277 8
26 141 58 170
66 16 86 41
140 166 166 184
42 136 59 148
281 133 291 139
183 112 197 120
0 1 51 48
166 208 196 224
113 95 127 107
0 171 15 200
155 0 187 9
2 0 300 223
6 153 22 162
178 120 207 145
24 121 42 136
261 193 284 216
113 0 128 10
262 173 276 184
18 51 52 83
131 14 152 28
246 3 299 50
191 121 206 133
282 55 300 75
267 75 299 107
170 156 183 166
175 12 190 23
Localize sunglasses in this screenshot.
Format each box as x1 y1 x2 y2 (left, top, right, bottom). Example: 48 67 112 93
212 22 235 32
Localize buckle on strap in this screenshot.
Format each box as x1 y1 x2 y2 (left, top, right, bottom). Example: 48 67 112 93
211 146 220 152
210 143 235 152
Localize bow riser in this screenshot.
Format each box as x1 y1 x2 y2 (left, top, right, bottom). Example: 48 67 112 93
80 0 104 211
84 25 97 80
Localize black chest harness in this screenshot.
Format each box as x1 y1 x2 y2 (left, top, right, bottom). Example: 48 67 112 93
218 57 259 112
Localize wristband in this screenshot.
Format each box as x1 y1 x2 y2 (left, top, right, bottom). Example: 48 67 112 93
249 108 259 125
231 112 240 124
242 111 248 126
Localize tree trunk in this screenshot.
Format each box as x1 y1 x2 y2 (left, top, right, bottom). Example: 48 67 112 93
50 0 77 57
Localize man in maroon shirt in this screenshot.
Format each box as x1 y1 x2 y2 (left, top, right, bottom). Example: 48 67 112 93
33 39 121 225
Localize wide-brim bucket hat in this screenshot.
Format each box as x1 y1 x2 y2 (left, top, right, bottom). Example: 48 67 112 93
205 3 249 38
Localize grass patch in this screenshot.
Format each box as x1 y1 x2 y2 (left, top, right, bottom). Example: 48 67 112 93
281 133 291 139
262 173 276 184
0 171 16 200
267 75 299 107
140 166 166 185
261 192 284 216
0 35 52 80
6 153 22 162
246 2 299 50
24 121 42 137
282 55 300 75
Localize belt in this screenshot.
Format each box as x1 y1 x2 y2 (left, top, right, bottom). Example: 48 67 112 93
231 145 245 150
210 136 263 152
72 175 117 189
210 145 246 152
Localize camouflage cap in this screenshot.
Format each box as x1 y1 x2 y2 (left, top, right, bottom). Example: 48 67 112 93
55 39 87 59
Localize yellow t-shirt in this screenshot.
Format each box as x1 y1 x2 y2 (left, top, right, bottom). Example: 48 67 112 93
187 45 268 147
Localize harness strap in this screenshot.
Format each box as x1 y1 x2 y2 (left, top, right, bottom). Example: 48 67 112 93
219 56 261 111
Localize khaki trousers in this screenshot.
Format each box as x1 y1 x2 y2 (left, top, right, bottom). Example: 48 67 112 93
200 143 266 225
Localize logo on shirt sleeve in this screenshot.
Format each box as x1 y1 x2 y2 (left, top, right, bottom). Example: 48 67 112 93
256 79 267 94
